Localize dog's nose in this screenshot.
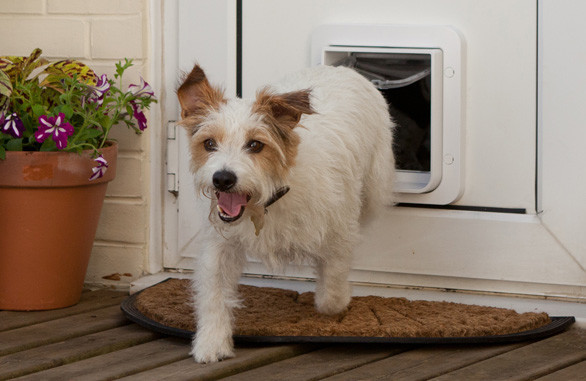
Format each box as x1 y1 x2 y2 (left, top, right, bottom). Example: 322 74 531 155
213 170 238 191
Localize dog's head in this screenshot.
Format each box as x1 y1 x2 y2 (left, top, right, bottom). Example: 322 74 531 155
177 64 314 225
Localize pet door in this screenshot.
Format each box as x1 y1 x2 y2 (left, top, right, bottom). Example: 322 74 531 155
324 47 443 193
313 24 463 205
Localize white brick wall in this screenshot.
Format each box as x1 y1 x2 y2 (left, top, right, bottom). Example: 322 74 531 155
91 17 145 59
0 18 86 57
0 0 45 15
47 0 144 15
0 0 152 288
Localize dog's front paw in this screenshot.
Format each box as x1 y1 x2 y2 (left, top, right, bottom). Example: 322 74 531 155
190 333 234 363
315 295 350 315
315 286 351 315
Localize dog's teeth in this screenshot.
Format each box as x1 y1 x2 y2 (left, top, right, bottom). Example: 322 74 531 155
217 205 224 214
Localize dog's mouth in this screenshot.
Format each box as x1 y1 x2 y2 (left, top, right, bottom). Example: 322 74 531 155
215 191 250 223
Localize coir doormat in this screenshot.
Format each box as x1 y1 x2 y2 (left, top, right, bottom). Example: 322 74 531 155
121 278 575 344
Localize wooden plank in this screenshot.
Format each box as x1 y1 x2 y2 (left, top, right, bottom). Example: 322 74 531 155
118 344 317 381
0 290 127 332
535 360 586 381
431 328 586 381
14 338 191 381
0 325 158 380
220 345 408 381
322 343 526 381
0 305 128 356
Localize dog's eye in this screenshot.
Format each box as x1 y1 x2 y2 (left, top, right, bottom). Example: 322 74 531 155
203 139 217 152
246 140 264 153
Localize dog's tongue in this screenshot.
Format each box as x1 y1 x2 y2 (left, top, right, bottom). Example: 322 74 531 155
217 192 248 217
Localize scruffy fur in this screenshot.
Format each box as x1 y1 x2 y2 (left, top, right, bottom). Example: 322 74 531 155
177 64 395 363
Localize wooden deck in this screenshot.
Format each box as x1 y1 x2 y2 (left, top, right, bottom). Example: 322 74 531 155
1 288 585 381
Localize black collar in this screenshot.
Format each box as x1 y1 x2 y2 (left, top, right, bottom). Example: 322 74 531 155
264 186 290 209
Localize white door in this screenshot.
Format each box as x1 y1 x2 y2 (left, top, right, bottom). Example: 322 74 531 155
163 0 238 270
162 0 586 300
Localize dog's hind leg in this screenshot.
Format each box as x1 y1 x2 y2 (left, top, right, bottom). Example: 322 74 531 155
314 238 354 315
361 125 395 220
191 241 245 363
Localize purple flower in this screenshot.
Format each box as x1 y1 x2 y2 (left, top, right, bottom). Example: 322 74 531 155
89 154 108 181
128 77 154 98
127 77 154 131
34 113 74 149
94 74 110 94
83 74 110 107
92 74 111 105
2 113 25 138
130 101 147 131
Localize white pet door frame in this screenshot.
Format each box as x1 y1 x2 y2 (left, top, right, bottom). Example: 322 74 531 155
312 24 464 205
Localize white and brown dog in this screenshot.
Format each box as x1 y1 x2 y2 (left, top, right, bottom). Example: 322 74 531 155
177 63 395 363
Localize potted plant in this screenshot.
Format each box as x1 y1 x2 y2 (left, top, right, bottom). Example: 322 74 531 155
0 48 156 310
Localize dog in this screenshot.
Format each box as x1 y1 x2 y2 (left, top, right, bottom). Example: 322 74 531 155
177 63 395 363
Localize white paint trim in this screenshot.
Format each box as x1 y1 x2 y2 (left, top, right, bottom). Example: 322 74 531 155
538 0 586 272
160 0 181 271
147 0 164 274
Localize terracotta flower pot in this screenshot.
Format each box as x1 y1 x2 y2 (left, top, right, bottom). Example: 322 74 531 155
0 143 117 310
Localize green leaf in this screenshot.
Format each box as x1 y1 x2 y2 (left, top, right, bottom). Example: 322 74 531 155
115 58 133 79
0 145 5 160
0 95 9 115
6 138 23 151
0 48 48 82
41 60 97 89
40 139 57 151
61 104 74 119
32 104 45 118
22 48 44 78
83 127 103 139
0 69 12 98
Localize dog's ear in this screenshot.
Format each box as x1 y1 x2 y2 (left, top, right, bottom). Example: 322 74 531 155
177 64 226 132
253 88 315 130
